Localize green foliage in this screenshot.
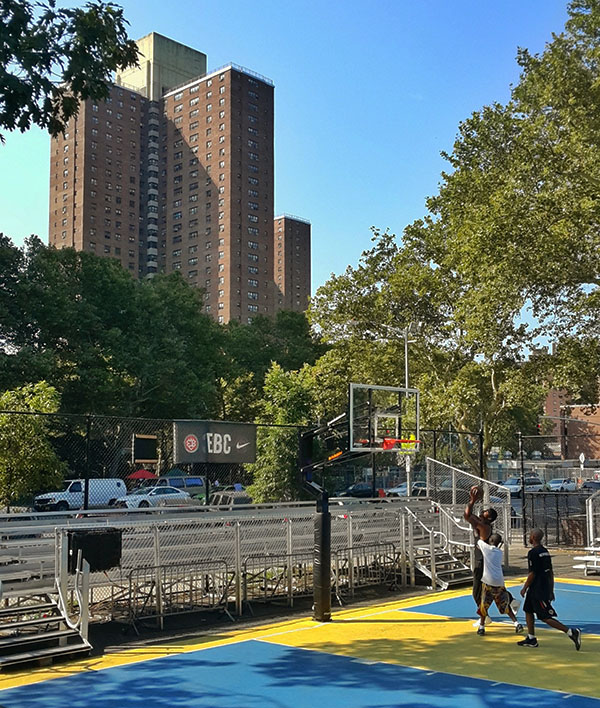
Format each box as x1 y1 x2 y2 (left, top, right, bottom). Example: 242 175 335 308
309 2 600 472
246 363 315 503
0 237 323 425
220 310 324 421
0 0 138 141
0 382 66 508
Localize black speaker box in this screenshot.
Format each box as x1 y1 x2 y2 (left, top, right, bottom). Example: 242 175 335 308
67 528 122 574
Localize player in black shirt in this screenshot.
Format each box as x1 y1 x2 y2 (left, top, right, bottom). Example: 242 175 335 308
517 528 582 649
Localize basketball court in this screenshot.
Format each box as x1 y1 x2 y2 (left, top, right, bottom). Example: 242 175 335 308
0 577 597 707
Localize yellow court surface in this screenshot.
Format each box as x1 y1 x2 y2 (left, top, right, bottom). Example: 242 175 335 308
0 577 598 707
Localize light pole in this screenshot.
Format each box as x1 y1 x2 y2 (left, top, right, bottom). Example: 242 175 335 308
404 326 409 390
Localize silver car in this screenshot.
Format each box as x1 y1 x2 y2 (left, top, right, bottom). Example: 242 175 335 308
115 486 190 508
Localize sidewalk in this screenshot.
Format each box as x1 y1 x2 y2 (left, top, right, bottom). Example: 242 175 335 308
506 544 581 579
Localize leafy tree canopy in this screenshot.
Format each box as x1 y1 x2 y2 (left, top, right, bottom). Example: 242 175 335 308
310 1 600 469
0 381 66 507
0 0 138 141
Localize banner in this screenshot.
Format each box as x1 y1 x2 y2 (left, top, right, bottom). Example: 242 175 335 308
173 421 257 464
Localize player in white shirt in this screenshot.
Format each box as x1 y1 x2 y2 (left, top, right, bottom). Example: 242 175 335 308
476 533 523 636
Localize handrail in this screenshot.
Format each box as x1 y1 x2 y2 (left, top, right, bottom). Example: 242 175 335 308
432 501 472 535
404 506 438 587
586 488 600 546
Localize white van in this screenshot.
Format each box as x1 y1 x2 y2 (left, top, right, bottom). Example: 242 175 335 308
33 479 126 511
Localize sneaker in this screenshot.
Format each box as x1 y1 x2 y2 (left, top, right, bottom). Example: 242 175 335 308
515 623 524 634
484 614 492 626
477 625 485 636
569 628 582 651
517 636 538 648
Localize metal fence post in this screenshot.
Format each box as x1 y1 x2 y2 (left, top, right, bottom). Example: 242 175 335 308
408 512 415 586
399 511 407 587
503 503 510 566
286 518 293 607
586 495 594 547
84 415 92 510
152 525 163 630
235 521 242 616
429 530 437 589
347 513 354 596
451 468 457 506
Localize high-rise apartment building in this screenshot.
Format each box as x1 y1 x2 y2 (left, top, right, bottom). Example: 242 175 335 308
48 32 310 323
274 215 311 312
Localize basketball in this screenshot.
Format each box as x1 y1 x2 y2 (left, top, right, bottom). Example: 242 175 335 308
471 485 483 501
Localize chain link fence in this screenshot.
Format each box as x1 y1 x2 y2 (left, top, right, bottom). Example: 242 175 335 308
425 458 511 559
0 502 445 622
0 412 299 511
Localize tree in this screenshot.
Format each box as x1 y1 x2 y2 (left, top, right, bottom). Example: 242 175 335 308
219 311 325 422
0 382 66 509
0 0 138 141
0 238 225 417
246 363 315 503
309 1 600 471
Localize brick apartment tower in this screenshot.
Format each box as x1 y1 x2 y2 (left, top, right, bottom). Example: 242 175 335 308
48 32 297 323
274 215 311 312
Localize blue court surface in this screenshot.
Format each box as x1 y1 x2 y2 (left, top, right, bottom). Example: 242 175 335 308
413 581 600 634
0 578 598 707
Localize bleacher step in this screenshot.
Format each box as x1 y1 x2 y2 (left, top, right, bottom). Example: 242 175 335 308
0 628 78 649
0 615 63 631
0 641 90 668
0 602 56 618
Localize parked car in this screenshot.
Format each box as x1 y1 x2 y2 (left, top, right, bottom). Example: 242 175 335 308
208 491 253 507
545 478 577 492
501 476 544 496
436 477 473 504
33 478 126 511
386 482 427 498
154 475 205 495
114 486 190 508
580 480 600 492
334 482 376 498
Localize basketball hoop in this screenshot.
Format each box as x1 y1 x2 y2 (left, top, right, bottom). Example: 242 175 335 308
382 437 420 451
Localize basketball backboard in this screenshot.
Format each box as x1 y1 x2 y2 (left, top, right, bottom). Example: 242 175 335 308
349 383 420 453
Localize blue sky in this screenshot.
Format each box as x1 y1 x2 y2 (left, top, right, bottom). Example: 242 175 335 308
0 0 569 294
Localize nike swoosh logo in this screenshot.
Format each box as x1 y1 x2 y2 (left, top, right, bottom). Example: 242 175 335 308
236 441 251 449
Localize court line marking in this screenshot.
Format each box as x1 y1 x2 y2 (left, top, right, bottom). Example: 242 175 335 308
0 576 595 692
252 637 600 701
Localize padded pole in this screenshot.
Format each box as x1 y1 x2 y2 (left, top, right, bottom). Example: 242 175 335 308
313 493 331 622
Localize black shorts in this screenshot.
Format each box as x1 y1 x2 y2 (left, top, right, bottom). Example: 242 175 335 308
523 592 557 621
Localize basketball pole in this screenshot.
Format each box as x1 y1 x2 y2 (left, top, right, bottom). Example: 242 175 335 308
313 489 332 622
